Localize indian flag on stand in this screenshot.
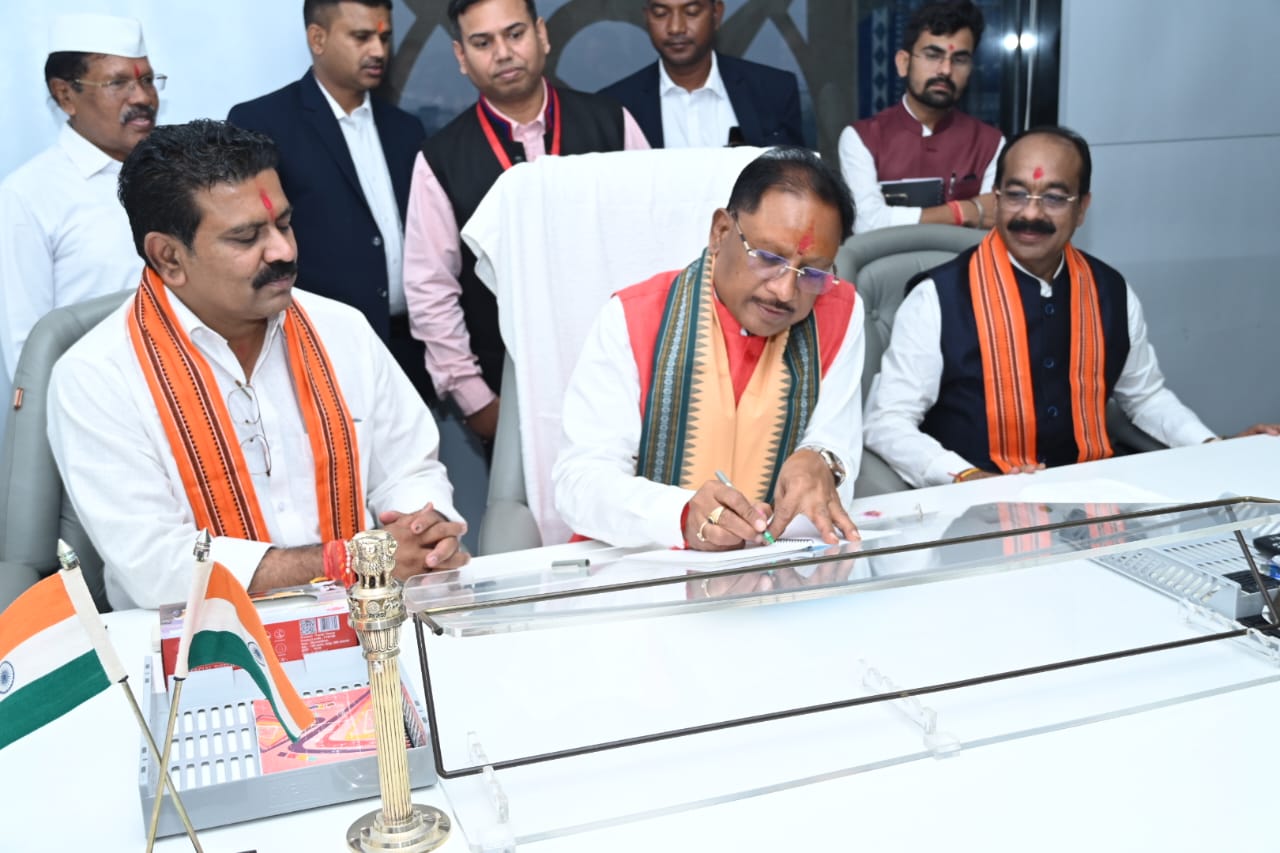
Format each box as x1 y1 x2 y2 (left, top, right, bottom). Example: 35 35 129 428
0 567 127 751
174 560 315 740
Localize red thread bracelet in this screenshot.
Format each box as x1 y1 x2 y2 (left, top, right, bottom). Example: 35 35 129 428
323 539 354 587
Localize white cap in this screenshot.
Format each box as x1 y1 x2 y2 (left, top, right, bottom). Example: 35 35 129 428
49 14 147 59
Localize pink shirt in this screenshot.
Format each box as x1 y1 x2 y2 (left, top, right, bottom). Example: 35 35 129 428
403 82 650 416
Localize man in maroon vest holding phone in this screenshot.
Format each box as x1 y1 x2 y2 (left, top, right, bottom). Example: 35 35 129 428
838 1 1004 234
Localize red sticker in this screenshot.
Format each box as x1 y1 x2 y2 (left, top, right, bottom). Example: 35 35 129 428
1033 166 1044 180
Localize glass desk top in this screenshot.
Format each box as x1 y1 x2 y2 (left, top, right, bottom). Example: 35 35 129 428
403 498 1280 851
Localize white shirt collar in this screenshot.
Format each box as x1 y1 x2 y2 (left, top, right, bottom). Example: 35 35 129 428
481 78 549 130
658 51 728 99
316 77 372 121
165 282 287 377
58 122 121 178
1008 250 1066 298
900 94 935 138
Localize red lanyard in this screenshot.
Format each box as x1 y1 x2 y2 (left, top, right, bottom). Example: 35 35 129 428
475 85 562 171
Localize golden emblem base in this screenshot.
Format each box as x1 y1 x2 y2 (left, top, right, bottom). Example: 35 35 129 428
346 803 451 852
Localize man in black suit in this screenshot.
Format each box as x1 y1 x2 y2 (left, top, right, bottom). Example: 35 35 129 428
228 0 433 402
599 0 804 148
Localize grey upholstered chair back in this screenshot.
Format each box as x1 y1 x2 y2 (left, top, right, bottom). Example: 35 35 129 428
477 353 542 555
837 224 986 401
836 225 986 497
0 290 130 611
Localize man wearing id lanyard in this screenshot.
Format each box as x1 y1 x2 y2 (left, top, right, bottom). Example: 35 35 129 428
403 0 649 450
553 148 863 551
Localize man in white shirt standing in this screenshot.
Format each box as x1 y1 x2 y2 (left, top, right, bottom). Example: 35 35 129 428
838 0 1003 234
600 0 804 149
0 14 158 379
228 0 435 405
48 120 466 610
863 126 1279 489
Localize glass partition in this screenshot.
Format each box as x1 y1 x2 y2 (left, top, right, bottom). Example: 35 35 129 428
405 498 1280 850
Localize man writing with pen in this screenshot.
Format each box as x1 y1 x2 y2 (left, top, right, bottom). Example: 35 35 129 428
552 148 865 551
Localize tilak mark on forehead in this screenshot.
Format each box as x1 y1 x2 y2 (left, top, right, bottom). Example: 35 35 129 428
134 62 142 78
377 19 386 34
1033 166 1044 180
257 183 274 216
796 223 815 254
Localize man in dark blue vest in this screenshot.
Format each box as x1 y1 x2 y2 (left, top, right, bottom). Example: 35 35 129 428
599 0 804 149
402 0 648 447
864 126 1279 487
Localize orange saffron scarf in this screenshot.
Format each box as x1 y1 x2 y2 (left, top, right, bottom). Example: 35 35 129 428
126 268 364 542
968 230 1112 472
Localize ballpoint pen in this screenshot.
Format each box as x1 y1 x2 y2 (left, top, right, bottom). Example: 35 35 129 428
714 469 776 544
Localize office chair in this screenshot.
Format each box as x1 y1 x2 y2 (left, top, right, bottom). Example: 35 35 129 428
0 290 130 611
463 147 766 553
837 224 987 496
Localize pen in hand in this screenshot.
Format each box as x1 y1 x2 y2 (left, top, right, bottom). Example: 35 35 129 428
714 469 776 545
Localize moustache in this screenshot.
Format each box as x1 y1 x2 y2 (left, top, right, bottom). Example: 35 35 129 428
121 105 156 124
362 60 384 71
753 297 795 315
1007 218 1056 235
252 260 298 289
925 76 956 92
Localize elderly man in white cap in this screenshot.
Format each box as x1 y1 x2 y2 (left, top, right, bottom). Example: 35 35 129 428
0 14 160 379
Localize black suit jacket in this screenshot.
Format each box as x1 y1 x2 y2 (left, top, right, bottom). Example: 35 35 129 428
599 52 804 148
228 70 425 339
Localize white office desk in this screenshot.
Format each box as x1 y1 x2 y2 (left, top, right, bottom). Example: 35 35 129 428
2 437 1278 852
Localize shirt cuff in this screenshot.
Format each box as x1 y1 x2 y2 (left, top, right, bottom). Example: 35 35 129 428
452 376 498 418
924 451 977 488
211 536 275 590
653 488 698 549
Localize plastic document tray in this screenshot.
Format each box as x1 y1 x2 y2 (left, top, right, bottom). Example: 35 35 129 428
138 646 437 838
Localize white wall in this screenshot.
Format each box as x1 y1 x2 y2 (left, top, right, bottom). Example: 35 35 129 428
1059 0 1280 433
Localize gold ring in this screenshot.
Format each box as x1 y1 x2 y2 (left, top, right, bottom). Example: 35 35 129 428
696 520 711 543
708 505 726 525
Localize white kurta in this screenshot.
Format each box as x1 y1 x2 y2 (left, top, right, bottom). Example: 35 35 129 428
862 254 1216 488
553 294 866 549
0 124 141 379
48 287 460 610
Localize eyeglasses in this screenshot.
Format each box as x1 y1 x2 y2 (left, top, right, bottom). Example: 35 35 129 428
73 73 167 97
732 216 838 295
229 382 272 477
996 188 1079 214
912 47 973 69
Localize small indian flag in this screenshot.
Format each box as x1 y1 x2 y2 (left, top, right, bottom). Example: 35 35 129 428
174 560 315 741
0 567 126 752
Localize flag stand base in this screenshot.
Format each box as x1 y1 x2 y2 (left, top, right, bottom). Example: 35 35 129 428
346 803 451 852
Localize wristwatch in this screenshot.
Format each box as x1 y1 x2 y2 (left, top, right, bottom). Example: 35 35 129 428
800 446 846 488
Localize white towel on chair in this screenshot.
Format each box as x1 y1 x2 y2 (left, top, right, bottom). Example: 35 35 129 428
463 146 765 543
